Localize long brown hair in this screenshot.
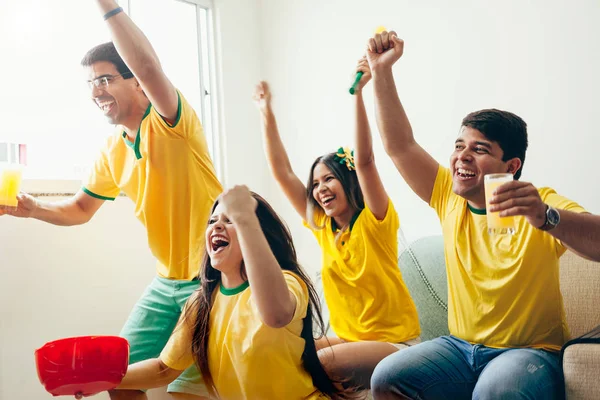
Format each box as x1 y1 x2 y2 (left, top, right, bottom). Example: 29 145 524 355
183 192 350 398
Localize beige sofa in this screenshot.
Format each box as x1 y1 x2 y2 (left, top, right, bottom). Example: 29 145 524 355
559 251 600 399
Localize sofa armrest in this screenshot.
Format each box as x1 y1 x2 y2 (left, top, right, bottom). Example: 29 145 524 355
562 324 600 400
563 343 600 400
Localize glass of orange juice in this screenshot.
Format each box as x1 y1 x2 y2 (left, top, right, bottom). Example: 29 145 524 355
0 163 24 208
484 173 516 235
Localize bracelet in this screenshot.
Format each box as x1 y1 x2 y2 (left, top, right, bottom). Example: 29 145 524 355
103 6 123 21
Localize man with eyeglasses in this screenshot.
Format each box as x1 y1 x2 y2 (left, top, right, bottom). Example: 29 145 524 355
0 1 221 399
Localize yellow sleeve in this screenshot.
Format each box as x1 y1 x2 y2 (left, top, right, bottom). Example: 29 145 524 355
540 188 588 254
283 272 309 322
542 188 587 215
361 198 400 233
302 209 327 232
148 90 203 140
359 199 400 255
82 140 120 201
429 166 454 222
159 296 198 371
302 212 329 250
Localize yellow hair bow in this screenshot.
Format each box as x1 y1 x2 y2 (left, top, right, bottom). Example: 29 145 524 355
334 147 355 171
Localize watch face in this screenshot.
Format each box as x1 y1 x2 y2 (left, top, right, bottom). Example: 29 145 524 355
548 207 560 225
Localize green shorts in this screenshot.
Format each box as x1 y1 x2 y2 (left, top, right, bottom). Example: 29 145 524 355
120 276 208 396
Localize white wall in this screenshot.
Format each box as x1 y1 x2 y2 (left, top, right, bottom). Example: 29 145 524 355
257 0 600 273
0 0 264 398
216 0 268 191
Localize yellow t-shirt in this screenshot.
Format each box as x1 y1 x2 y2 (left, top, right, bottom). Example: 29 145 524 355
305 200 420 343
430 166 587 351
83 91 222 280
160 271 326 400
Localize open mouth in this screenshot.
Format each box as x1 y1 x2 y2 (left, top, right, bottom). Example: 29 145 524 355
97 100 115 115
456 167 477 180
321 195 335 207
211 235 230 254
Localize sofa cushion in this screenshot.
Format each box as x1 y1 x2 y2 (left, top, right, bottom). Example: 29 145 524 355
563 342 600 400
559 252 600 339
398 235 450 341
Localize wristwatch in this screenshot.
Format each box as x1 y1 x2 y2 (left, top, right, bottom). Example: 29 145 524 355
538 204 560 231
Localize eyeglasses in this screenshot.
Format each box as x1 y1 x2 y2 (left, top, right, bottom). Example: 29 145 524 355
87 72 132 90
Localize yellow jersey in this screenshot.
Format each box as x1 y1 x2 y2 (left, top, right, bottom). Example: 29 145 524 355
305 199 420 343
84 90 222 279
160 271 327 399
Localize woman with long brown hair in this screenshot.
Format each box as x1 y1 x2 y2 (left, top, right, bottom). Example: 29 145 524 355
114 185 352 399
252 56 420 390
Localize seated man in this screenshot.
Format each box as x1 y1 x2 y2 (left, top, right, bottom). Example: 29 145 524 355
365 30 600 399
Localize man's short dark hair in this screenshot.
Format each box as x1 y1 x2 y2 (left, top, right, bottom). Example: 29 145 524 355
81 42 133 79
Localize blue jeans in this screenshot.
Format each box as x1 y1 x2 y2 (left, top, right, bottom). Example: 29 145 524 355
371 335 564 400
